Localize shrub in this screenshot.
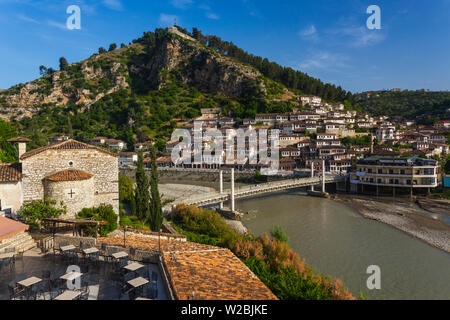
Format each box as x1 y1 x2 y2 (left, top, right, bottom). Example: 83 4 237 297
17 199 65 229
270 225 289 243
77 204 118 237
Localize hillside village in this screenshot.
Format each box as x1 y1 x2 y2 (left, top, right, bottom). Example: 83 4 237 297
74 94 449 177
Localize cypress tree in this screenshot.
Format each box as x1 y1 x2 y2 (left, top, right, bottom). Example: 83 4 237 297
134 151 151 226
148 145 163 231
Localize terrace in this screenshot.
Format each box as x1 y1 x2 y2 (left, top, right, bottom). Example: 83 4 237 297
0 240 167 300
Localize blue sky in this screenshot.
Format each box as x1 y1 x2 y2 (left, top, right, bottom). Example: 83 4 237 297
0 0 449 93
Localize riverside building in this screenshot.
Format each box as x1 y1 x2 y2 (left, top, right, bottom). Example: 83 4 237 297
350 156 440 196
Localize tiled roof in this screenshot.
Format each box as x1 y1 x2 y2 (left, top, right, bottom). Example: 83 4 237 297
0 217 29 241
20 139 118 160
99 235 278 300
162 249 278 300
7 137 32 143
0 163 22 183
45 169 94 182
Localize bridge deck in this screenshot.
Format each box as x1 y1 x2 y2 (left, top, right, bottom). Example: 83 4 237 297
173 176 345 207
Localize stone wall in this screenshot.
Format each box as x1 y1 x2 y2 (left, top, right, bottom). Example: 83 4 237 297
22 149 119 215
0 181 22 214
44 178 95 218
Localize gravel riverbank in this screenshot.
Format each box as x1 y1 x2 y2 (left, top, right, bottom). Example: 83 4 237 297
334 194 450 253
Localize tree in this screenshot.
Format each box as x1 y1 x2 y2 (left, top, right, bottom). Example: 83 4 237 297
39 65 48 76
18 199 65 230
108 43 117 51
148 145 163 231
67 115 73 137
98 47 106 54
77 204 118 237
0 120 17 163
59 57 69 71
134 151 151 225
119 174 134 203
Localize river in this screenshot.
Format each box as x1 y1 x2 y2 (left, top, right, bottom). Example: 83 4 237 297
237 190 450 300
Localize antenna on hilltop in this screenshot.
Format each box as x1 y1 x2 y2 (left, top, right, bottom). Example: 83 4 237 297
174 17 177 26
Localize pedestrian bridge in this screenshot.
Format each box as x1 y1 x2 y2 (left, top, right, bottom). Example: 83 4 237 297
172 175 345 207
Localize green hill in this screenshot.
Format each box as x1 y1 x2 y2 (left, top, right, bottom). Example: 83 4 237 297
0 26 349 152
353 90 450 123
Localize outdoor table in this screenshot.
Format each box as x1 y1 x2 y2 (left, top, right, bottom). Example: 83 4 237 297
83 247 99 255
60 272 84 281
18 276 42 299
127 277 149 289
123 262 144 272
54 290 81 301
0 252 15 260
60 245 76 252
18 277 42 288
111 251 128 260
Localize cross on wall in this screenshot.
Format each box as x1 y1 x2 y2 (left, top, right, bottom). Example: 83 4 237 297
68 189 76 198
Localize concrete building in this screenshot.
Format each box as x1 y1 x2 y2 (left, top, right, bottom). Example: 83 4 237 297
350 156 440 195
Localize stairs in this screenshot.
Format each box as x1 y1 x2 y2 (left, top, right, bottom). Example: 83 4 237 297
0 231 37 253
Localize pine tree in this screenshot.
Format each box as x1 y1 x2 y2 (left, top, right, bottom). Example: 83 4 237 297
67 115 73 138
134 151 151 226
59 57 68 71
148 145 163 231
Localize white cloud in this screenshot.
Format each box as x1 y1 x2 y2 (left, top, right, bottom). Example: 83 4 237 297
17 14 38 23
329 26 385 47
171 0 193 9
206 12 219 20
299 51 350 71
299 25 318 42
102 0 123 11
46 19 67 30
159 13 179 27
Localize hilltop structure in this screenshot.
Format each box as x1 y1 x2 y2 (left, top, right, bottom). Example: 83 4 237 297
0 139 119 218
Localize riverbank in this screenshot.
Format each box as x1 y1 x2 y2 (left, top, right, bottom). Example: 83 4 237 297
334 194 450 253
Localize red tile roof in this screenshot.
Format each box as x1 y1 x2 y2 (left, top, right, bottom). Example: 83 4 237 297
0 163 22 183
45 169 94 182
0 217 29 241
99 235 278 300
20 139 118 160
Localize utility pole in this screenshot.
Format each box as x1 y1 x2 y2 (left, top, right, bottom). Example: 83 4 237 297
322 159 326 193
230 168 235 212
219 170 224 209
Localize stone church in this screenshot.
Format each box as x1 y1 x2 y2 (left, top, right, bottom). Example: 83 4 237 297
0 138 119 218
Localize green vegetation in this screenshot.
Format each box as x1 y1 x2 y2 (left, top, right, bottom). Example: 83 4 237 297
17 199 65 230
186 27 352 102
148 146 163 231
354 90 450 121
134 151 151 226
0 119 17 163
77 204 118 237
341 135 373 147
169 204 355 300
270 225 289 243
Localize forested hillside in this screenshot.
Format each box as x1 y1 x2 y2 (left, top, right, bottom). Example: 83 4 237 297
354 90 450 123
